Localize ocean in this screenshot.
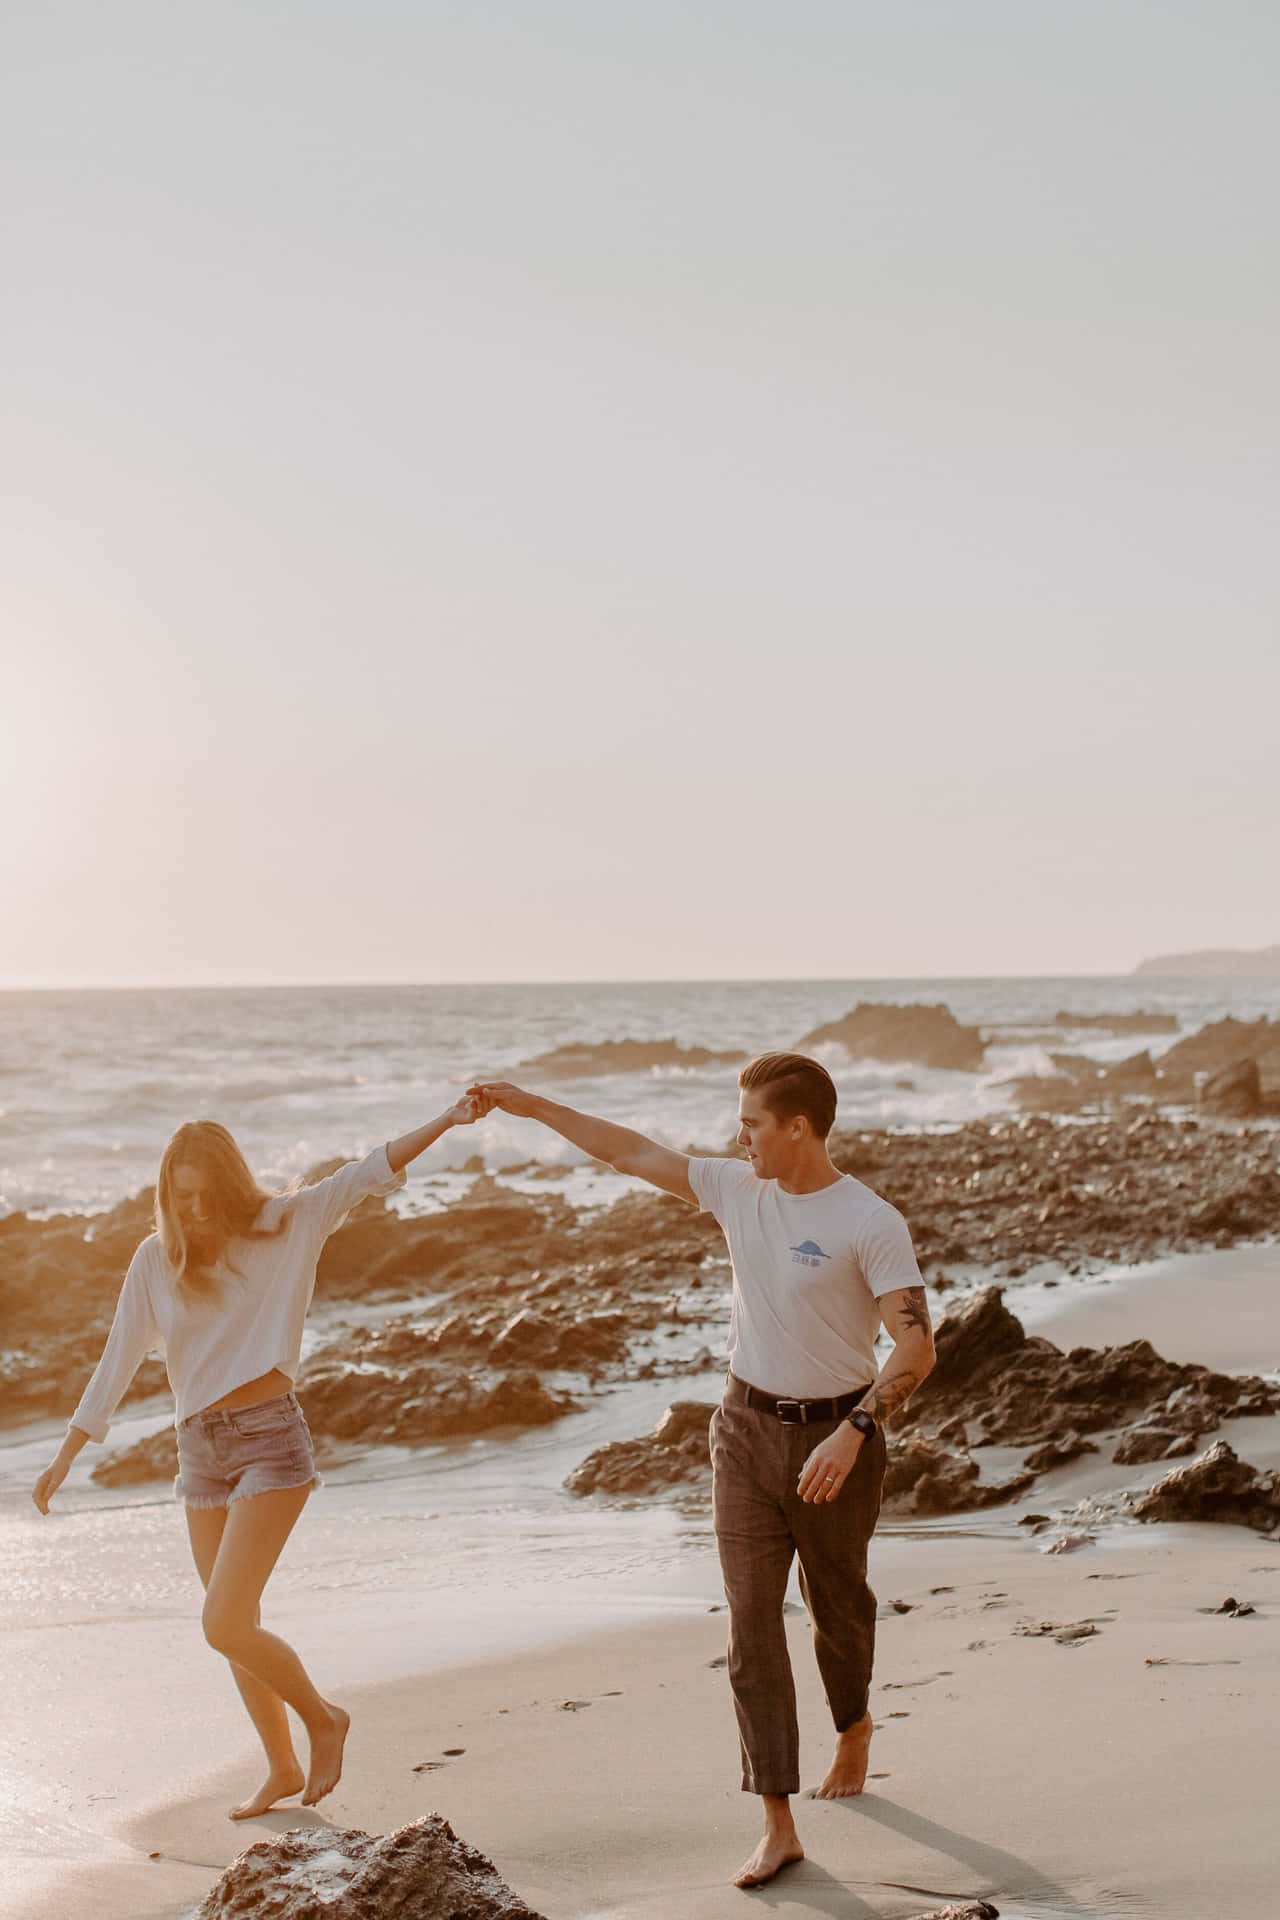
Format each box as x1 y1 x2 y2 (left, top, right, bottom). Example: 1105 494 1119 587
3 975 1276 1218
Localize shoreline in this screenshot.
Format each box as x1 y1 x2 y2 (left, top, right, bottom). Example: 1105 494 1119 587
5 1245 1279 1919
11 1522 1279 1920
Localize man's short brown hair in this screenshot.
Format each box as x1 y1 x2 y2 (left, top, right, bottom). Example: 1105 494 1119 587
738 1052 838 1139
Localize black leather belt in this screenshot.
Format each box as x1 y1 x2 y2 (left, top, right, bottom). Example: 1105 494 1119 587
729 1372 871 1426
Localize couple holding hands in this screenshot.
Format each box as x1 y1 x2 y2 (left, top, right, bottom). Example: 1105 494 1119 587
34 1051 934 1891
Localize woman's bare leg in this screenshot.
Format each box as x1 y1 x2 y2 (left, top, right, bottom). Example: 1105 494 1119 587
195 1485 348 1808
187 1503 306 1818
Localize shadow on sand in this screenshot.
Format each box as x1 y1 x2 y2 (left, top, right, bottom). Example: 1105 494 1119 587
834 1792 1129 1918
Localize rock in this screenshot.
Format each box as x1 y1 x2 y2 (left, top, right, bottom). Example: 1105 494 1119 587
488 1306 630 1369
796 1002 986 1073
882 1435 1034 1516
897 1287 1279 1450
1187 1169 1280 1238
652 1400 718 1445
1157 1016 1277 1081
91 1427 179 1486
1051 1010 1178 1034
1112 1425 1186 1465
565 1400 716 1497
1132 1440 1280 1534
1256 1047 1280 1104
904 1901 999 1919
1100 1049 1158 1091
297 1336 578 1445
1023 1431 1098 1473
901 1287 1029 1411
514 1037 744 1078
1198 1058 1262 1119
189 1813 547 1919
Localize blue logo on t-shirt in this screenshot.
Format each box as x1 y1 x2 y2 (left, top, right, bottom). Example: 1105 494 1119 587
791 1239 831 1268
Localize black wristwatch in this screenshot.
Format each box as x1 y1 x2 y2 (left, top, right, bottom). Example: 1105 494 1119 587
845 1408 877 1441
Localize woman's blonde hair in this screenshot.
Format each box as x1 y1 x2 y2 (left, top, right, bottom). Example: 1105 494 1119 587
156 1120 285 1304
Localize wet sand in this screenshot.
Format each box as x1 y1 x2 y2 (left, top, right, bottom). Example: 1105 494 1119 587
5 1245 1278 1920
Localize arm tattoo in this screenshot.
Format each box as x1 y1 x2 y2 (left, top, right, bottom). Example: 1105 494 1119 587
863 1289 935 1422
893 1286 932 1338
863 1367 921 1422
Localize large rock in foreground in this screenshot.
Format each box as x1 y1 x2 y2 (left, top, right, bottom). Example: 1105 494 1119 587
796 1001 986 1072
1132 1440 1280 1534
191 1814 546 1919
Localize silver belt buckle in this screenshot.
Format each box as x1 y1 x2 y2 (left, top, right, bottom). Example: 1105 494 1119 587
776 1399 804 1426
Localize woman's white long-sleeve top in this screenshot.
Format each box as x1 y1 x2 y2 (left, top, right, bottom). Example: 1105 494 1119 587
69 1146 405 1441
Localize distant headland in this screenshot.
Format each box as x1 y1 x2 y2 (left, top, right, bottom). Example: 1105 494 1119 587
1133 944 1280 978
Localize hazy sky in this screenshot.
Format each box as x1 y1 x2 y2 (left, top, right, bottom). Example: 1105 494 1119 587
4 1 1276 985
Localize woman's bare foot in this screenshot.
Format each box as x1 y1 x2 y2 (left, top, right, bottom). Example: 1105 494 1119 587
733 1832 805 1889
229 1762 305 1821
812 1709 872 1798
302 1703 350 1806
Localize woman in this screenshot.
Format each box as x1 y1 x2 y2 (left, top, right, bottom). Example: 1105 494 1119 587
32 1095 483 1818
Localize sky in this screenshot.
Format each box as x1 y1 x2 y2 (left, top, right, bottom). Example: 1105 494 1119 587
3 0 1277 986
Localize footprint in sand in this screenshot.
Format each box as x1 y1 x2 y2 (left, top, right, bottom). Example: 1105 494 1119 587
412 1746 467 1771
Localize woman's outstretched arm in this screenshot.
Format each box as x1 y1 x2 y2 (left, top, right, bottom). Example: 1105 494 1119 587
385 1092 485 1175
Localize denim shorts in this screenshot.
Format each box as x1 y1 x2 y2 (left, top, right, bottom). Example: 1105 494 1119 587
174 1391 321 1509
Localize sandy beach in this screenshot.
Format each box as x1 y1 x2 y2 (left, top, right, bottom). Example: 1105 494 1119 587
5 1242 1278 1920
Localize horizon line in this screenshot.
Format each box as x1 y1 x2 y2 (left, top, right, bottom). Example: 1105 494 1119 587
0 969 1150 993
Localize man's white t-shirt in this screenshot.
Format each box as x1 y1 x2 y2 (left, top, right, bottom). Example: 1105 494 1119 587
688 1156 922 1399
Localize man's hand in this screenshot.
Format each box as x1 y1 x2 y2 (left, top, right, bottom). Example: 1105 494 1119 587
796 1423 863 1505
469 1082 540 1119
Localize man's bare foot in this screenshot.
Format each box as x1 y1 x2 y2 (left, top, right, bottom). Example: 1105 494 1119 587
733 1833 804 1889
812 1709 872 1798
229 1762 305 1821
302 1703 350 1806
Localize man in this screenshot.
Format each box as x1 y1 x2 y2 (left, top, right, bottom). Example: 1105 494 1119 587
474 1051 934 1890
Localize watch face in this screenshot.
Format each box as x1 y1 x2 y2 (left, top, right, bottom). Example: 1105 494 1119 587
850 1410 875 1436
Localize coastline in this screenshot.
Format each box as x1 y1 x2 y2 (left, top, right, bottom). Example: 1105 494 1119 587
5 1244 1278 1920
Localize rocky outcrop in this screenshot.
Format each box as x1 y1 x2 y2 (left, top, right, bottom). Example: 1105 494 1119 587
894 1287 1279 1454
1198 1059 1262 1119
1111 1425 1196 1466
796 1002 986 1073
1100 1049 1159 1092
1154 1015 1278 1089
1132 1440 1280 1534
882 1435 1034 1516
566 1400 715 1496
190 1814 547 1919
515 1037 744 1078
906 1904 999 1920
297 1335 578 1445
316 1182 575 1298
1050 1010 1178 1034
827 1113 1280 1275
91 1427 179 1487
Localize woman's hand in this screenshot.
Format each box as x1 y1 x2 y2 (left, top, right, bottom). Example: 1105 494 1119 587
468 1081 538 1118
447 1091 488 1127
32 1443 80 1512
